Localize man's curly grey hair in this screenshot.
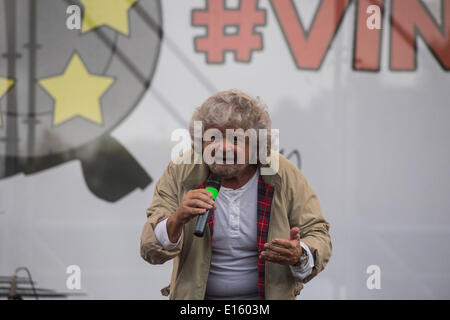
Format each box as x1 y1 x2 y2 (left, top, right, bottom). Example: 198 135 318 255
189 89 272 160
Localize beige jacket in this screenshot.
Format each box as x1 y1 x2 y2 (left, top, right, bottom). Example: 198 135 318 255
140 152 332 299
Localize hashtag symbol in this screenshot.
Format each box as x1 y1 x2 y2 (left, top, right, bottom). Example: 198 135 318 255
192 0 266 63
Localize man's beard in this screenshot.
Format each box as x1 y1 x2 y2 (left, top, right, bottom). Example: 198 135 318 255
208 163 248 179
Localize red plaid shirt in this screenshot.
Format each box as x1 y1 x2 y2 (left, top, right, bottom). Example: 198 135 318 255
198 174 275 300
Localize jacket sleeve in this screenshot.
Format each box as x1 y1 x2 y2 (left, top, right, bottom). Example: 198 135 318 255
289 171 332 284
140 162 183 265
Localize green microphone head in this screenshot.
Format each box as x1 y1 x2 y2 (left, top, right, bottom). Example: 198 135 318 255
194 173 222 237
205 174 221 200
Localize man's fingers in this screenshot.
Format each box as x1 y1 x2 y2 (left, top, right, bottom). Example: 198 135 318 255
264 243 291 256
185 199 213 210
271 238 296 249
189 192 215 204
260 250 289 264
289 227 300 241
187 207 207 215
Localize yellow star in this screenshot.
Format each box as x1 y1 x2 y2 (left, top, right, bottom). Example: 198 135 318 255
39 53 114 126
80 0 137 35
0 77 14 127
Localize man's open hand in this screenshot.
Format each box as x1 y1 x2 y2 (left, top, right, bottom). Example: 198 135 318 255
259 227 302 265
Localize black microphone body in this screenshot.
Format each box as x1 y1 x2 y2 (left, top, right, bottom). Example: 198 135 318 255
194 174 221 237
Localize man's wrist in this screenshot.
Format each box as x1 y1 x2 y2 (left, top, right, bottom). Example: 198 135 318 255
168 211 182 228
289 242 314 280
166 213 183 243
293 245 309 268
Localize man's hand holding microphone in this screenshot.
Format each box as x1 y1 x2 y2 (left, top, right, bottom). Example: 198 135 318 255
166 189 217 243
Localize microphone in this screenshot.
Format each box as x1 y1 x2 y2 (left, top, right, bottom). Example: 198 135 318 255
194 173 221 237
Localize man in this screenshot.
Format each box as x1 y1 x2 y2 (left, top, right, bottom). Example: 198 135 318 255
140 89 332 300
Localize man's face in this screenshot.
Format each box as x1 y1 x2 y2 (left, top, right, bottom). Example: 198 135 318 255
202 126 252 179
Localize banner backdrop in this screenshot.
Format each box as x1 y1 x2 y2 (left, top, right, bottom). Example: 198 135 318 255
0 0 449 299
